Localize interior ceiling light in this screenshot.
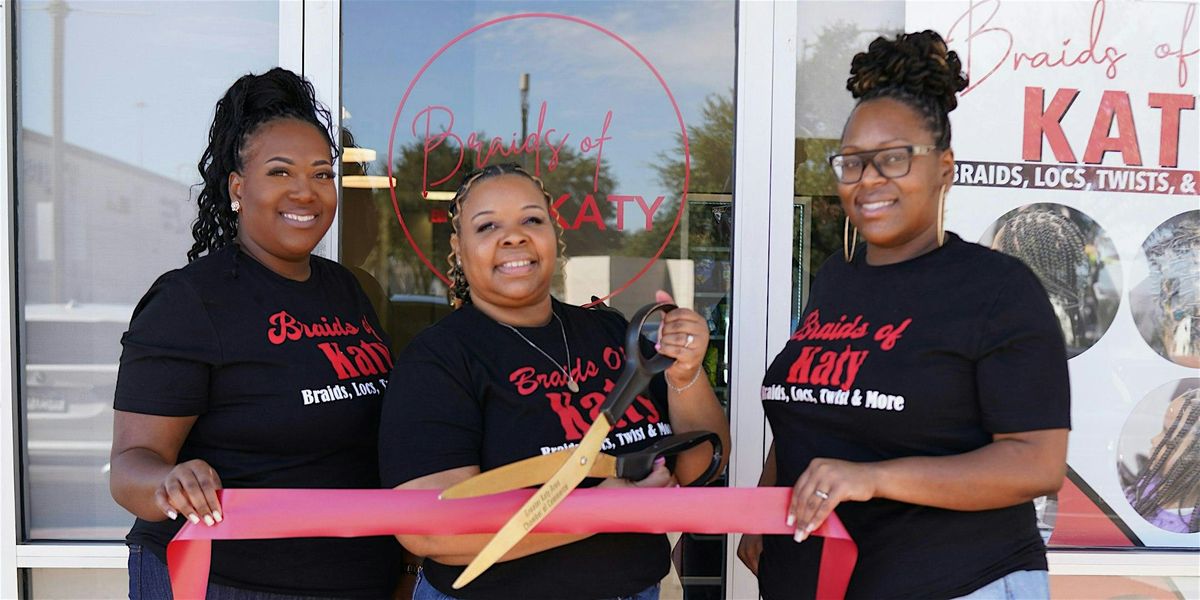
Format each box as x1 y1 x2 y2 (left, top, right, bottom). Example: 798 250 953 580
343 147 377 163
342 175 395 189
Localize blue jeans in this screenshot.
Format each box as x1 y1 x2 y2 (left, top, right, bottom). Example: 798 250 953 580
128 544 174 600
411 569 660 600
953 570 1049 600
127 544 342 600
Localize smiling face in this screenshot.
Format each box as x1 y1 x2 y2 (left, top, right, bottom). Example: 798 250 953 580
229 118 336 280
837 98 955 264
451 174 558 325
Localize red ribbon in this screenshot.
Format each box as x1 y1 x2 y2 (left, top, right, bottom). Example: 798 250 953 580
167 488 856 599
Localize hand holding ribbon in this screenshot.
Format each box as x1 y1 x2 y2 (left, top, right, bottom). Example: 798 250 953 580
167 487 857 599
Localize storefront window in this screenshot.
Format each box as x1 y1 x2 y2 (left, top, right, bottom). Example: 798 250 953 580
341 1 735 595
15 0 279 541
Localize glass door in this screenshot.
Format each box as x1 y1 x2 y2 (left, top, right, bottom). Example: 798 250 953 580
340 2 736 596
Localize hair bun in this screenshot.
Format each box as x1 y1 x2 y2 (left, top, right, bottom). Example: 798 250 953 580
847 30 968 113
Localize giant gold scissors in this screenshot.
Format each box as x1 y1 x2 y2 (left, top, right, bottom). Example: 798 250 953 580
441 302 722 589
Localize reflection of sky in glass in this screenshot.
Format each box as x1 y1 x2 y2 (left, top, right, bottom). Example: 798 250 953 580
343 1 735 202
20 1 277 183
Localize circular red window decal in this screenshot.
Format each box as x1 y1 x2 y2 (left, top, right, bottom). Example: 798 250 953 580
386 12 691 307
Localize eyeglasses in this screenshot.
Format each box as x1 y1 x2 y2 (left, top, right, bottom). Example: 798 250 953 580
828 145 939 184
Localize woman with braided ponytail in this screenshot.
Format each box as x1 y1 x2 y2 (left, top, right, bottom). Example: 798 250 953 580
378 163 729 600
110 68 399 598
738 31 1070 598
1126 387 1200 534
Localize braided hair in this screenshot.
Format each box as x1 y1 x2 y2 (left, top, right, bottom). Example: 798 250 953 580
1144 215 1200 361
992 208 1091 346
446 163 565 308
187 68 340 262
1131 388 1200 533
845 30 969 149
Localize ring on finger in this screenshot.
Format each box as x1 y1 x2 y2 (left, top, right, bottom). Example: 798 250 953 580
684 333 695 348
814 489 830 500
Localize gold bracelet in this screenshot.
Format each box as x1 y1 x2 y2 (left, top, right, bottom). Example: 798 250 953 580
667 367 704 393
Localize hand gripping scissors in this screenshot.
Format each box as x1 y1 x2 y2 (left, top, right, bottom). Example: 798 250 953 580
441 302 723 589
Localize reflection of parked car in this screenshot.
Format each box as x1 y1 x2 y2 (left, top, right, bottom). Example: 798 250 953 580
387 294 453 354
24 303 133 540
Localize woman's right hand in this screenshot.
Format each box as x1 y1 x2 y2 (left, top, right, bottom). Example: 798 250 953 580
736 533 763 575
156 459 223 526
598 457 676 489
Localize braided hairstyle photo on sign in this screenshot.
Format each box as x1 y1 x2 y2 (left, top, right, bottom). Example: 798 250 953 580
981 203 1121 358
1131 211 1200 368
1119 379 1200 534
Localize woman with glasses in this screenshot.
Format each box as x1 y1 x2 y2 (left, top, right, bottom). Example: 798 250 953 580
737 31 1071 599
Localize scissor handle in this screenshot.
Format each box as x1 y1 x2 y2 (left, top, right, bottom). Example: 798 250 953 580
624 302 677 371
615 430 723 486
599 302 677 424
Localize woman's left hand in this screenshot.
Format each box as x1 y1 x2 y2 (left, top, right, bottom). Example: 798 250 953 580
653 290 709 388
788 458 878 542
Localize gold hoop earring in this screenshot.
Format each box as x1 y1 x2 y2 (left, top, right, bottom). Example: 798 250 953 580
936 185 947 247
843 216 858 263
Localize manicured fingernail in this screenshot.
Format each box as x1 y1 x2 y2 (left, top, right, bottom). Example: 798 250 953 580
188 514 200 525
786 514 795 527
167 510 178 520
805 523 816 534
793 529 806 543
213 510 223 523
655 343 661 350
654 457 666 466
203 515 215 527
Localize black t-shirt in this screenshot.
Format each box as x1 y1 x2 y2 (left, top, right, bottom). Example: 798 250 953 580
114 245 399 598
759 233 1071 600
379 299 672 600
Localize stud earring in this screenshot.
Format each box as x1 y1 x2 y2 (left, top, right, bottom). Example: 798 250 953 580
231 200 241 213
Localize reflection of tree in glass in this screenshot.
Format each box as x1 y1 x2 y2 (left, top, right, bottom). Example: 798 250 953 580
626 93 734 259
794 22 900 290
796 22 880 142
654 93 733 197
381 134 621 295
1126 386 1200 534
529 147 623 257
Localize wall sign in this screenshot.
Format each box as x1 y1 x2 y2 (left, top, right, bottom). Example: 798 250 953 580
385 13 692 305
910 0 1199 547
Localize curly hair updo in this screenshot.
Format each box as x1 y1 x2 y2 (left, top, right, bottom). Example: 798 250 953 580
187 68 341 262
845 30 969 149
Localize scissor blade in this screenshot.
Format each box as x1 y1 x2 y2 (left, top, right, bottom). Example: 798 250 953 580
452 416 614 589
441 452 618 499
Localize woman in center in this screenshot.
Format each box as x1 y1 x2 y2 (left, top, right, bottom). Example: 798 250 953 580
379 163 730 600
